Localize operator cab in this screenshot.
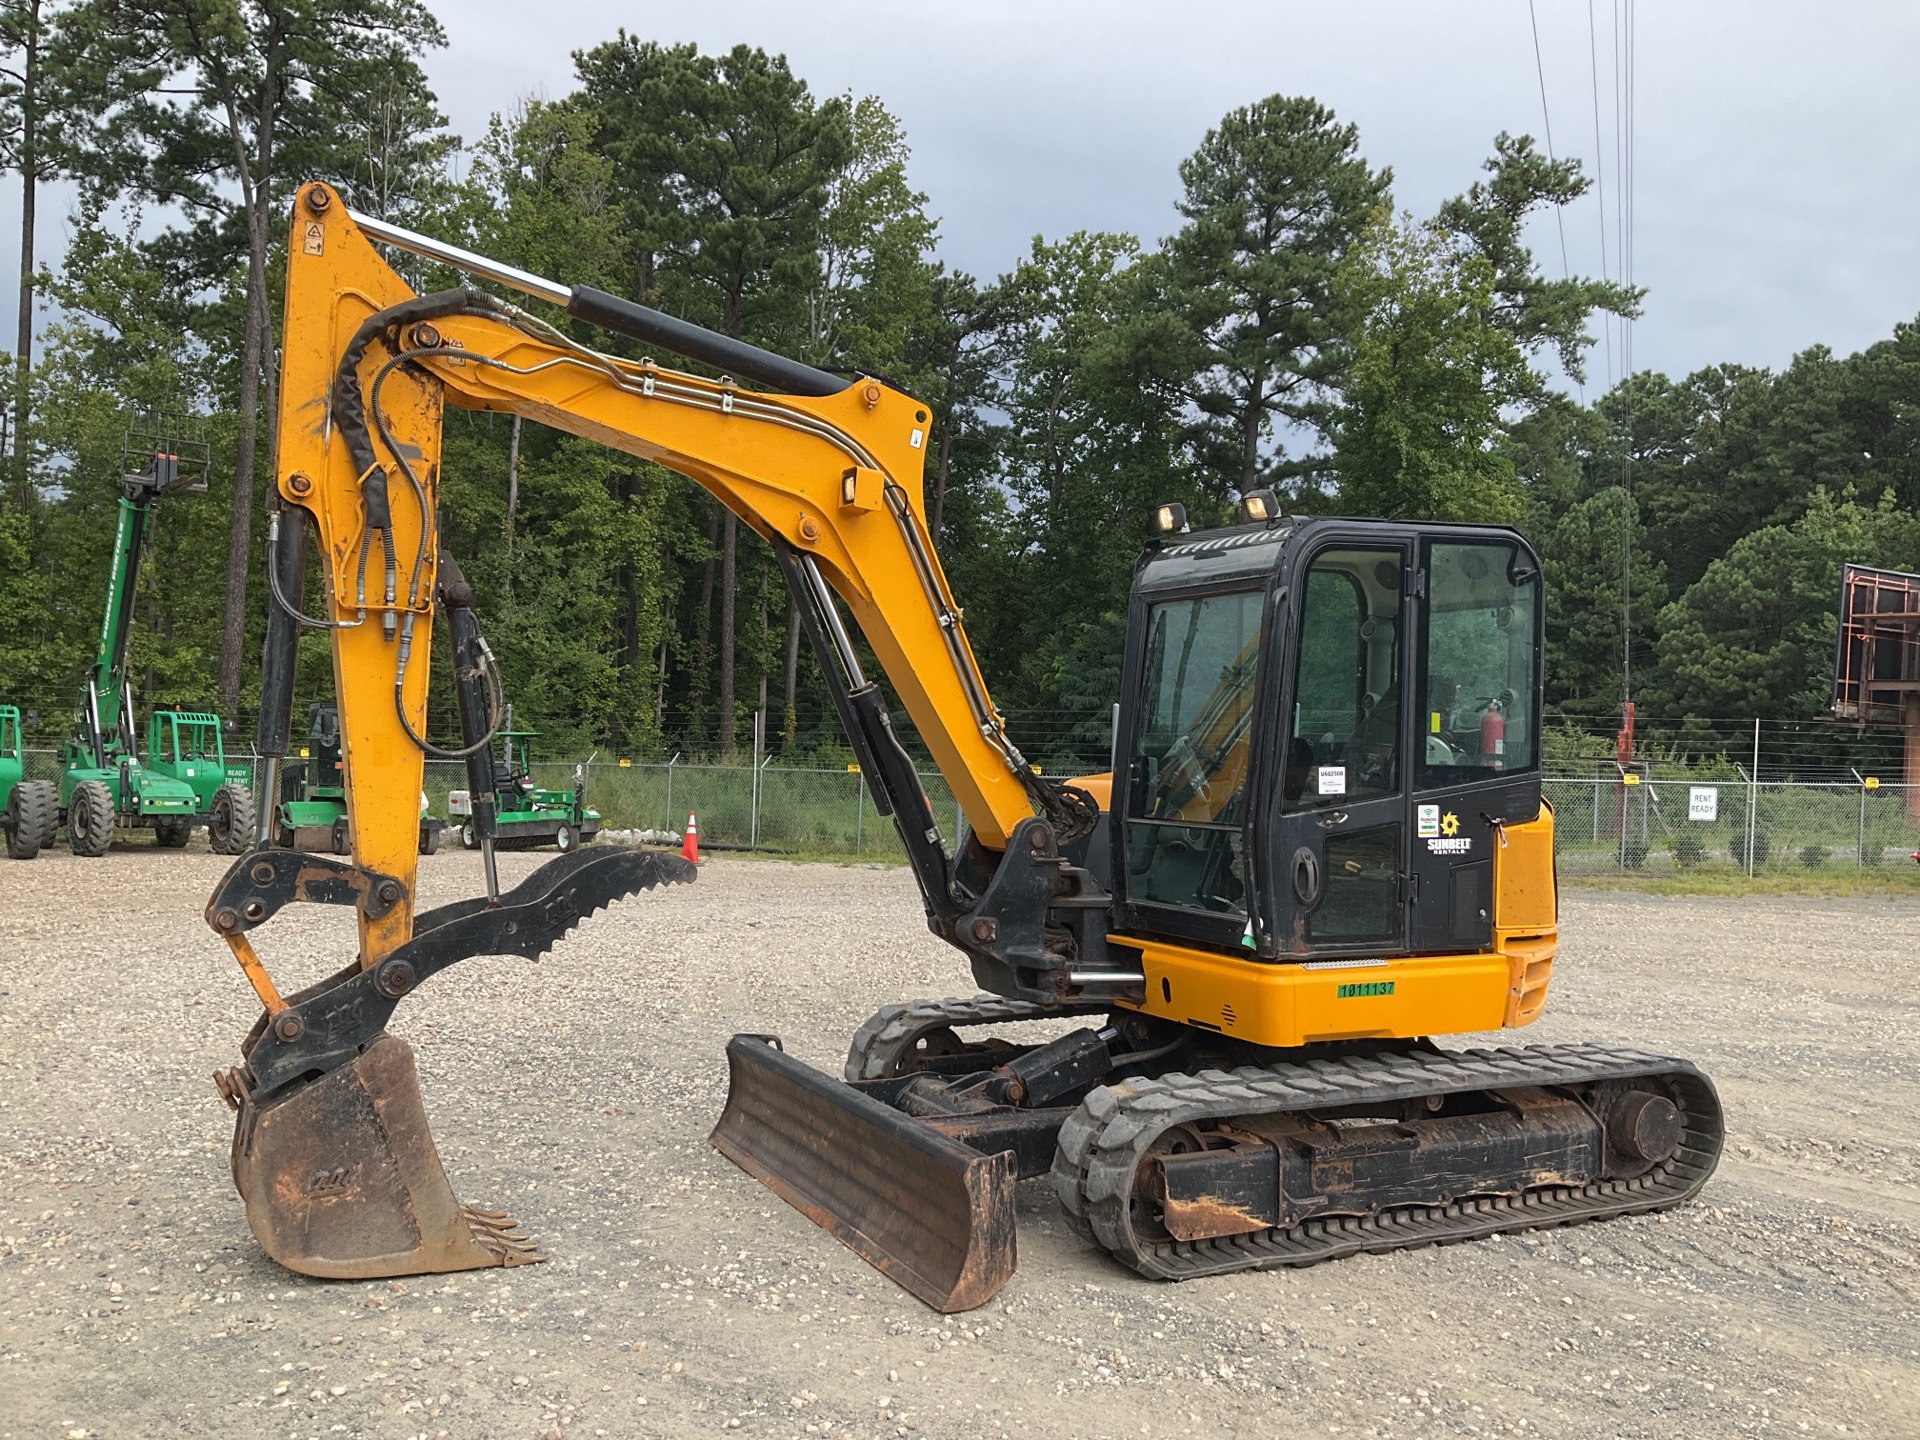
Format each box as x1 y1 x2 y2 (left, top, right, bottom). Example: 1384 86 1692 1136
148 709 228 767
1112 514 1543 961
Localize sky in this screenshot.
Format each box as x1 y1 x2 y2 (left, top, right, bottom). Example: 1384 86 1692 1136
8 1 1920 393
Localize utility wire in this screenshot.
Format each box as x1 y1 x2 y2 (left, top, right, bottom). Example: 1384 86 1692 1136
1526 4 1574 281
1615 0 1637 709
1527 0 1580 399
1586 0 1613 390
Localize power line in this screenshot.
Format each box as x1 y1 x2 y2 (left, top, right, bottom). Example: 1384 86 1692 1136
1586 0 1630 708
1527 0 1580 400
1586 0 1613 391
1614 0 1637 710
1526 3 1574 280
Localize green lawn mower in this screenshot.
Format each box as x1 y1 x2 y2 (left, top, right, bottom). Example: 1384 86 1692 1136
273 702 446 855
1 705 58 859
449 722 600 852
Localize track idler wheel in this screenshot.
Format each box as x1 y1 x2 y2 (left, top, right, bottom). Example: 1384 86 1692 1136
1602 1088 1684 1174
225 1033 542 1278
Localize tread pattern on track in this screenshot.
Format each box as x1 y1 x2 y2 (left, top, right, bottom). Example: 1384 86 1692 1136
1049 1042 1724 1281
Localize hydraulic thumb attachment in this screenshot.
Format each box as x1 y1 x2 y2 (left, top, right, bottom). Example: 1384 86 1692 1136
210 846 695 1278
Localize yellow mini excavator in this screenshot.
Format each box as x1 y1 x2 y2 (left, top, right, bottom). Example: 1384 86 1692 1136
207 184 1722 1311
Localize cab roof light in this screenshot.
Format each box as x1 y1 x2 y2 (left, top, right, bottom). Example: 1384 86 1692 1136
1236 488 1279 525
1152 502 1189 536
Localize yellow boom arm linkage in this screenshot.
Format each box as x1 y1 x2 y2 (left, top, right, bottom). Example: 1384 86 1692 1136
207 183 1062 1283
272 183 1034 977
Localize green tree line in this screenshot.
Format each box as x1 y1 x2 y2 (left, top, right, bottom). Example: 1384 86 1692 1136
0 3 1912 773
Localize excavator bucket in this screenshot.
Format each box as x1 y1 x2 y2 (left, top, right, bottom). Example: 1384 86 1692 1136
211 848 695 1279
710 1034 1017 1313
223 1033 542 1278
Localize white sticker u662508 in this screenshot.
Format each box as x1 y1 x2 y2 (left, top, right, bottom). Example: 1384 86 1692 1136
1317 765 1346 796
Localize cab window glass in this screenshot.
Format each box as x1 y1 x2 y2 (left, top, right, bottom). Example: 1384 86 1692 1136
1284 550 1403 810
1125 590 1262 915
1419 541 1540 787
1129 590 1262 827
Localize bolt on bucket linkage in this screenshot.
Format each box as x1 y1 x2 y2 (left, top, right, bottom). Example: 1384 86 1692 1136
209 845 694 1278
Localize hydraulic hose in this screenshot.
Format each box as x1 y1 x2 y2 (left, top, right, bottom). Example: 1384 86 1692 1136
265 508 363 631
438 550 504 900
393 608 502 762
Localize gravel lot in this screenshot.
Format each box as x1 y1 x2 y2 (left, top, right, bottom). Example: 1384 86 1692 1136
2 845 1917 1440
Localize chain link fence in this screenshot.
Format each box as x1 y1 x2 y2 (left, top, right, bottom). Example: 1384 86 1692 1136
478 758 967 858
20 750 968 859
25 745 1920 873
1546 774 1920 877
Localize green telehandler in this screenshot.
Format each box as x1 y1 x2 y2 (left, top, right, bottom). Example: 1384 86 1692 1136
57 412 255 856
1 705 58 859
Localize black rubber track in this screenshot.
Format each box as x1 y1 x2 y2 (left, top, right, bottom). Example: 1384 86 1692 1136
1051 1043 1723 1281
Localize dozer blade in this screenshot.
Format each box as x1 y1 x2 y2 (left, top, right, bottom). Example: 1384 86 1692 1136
226 1032 542 1278
710 1034 1016 1314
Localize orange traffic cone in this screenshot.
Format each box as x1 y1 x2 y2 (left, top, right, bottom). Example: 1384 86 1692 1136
682 811 700 864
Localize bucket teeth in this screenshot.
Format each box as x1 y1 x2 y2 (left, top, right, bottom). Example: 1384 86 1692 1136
460 1206 546 1265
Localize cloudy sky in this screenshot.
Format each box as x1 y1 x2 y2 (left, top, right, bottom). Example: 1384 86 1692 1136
420 0 1919 391
13 1 1920 393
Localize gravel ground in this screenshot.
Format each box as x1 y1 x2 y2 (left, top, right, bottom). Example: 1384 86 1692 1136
2 845 1917 1440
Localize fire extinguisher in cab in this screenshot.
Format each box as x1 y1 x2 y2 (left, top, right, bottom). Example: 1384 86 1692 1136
1480 698 1506 772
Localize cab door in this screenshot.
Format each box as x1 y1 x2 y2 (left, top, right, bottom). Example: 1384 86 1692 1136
1118 586 1267 954
1269 540 1411 957
1405 536 1544 952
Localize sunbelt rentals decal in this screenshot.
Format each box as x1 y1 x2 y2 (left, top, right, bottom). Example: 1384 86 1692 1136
1420 806 1470 854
